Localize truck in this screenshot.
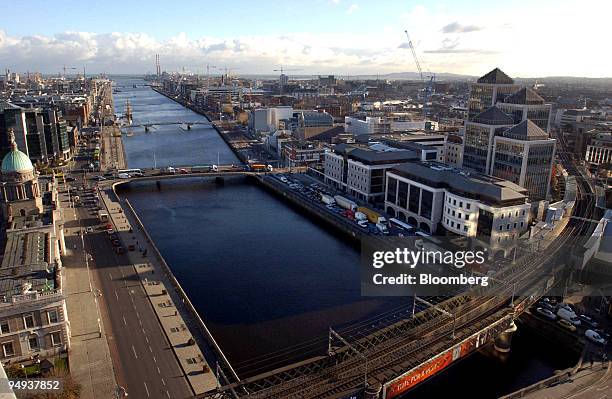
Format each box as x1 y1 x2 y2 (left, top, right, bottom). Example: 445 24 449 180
334 195 357 211
191 165 214 173
250 164 273 172
320 194 336 206
356 206 387 225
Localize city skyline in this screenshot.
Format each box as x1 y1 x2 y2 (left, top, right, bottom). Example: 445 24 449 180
0 0 610 78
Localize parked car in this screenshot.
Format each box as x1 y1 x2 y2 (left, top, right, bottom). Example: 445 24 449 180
585 329 607 345
558 303 575 313
86 226 94 233
536 307 557 321
557 319 577 332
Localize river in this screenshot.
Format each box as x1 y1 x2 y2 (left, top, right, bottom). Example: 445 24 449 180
111 76 578 397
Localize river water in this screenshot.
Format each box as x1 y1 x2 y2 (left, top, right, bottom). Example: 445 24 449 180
112 76 578 397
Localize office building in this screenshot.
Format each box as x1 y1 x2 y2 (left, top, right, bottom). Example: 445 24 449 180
462 106 514 174
385 162 530 246
467 68 520 120
491 120 556 201
324 144 419 203
497 88 551 132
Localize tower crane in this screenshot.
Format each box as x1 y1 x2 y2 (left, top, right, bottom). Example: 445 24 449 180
62 65 77 79
273 66 303 95
404 30 435 118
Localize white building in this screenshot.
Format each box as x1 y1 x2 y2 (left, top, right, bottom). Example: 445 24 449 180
385 162 530 248
324 144 419 203
249 106 294 133
585 133 612 166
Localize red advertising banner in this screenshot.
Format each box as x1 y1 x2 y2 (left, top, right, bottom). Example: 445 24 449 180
384 334 482 399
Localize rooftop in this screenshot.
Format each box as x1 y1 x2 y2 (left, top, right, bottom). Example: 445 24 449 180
502 120 550 141
390 162 528 206
504 87 545 105
332 144 419 165
477 68 515 85
472 106 515 126
0 231 57 298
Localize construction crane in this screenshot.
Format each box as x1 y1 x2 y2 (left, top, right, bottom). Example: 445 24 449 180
62 65 77 79
404 30 435 118
273 66 302 95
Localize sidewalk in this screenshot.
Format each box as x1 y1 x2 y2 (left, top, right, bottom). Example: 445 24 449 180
61 198 116 398
99 187 218 394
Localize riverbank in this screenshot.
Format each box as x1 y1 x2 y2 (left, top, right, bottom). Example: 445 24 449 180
151 86 252 164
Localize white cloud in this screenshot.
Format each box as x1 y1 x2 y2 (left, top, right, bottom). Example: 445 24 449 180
347 4 359 14
0 1 610 78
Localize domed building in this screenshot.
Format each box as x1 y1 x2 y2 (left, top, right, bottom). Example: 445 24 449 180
0 130 43 218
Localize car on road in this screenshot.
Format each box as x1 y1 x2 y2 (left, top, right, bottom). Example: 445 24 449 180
86 226 94 233
557 319 577 332
106 229 114 235
538 301 556 312
585 329 607 345
536 307 557 321
92 175 106 181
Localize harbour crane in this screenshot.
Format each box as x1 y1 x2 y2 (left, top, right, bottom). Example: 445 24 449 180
404 30 435 118
273 66 302 95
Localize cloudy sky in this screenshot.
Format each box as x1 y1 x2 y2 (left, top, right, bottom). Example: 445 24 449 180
0 0 609 78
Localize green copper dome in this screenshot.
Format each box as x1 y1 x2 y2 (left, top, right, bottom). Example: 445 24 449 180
1 146 34 174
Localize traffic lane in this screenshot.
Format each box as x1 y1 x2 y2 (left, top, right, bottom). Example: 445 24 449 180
107 242 193 398
85 228 192 398
86 230 157 398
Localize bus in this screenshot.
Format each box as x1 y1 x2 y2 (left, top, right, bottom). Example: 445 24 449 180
249 164 273 172
117 168 144 177
389 218 414 231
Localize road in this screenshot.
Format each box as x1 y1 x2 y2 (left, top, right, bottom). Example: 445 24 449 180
63 138 193 398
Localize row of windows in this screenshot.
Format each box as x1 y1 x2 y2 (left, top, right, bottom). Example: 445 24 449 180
446 206 470 220
0 310 59 335
498 221 524 231
444 218 469 233
499 210 526 219
446 196 472 210
2 331 62 357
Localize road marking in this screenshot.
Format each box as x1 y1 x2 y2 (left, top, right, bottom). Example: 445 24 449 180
143 382 150 397
157 366 161 374
122 315 127 326
108 272 112 280
131 345 138 359
139 319 143 327
161 378 166 386
114 290 119 301
166 391 170 398
144 335 149 343
142 328 146 335
136 311 140 319
148 345 153 353
152 356 156 363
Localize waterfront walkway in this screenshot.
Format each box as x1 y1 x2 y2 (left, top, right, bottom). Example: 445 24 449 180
98 186 219 394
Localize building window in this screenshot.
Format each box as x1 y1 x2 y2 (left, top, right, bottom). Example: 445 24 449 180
459 202 463 208
465 214 469 220
452 210 455 217
521 221 524 227
2 342 14 357
50 332 61 346
507 224 510 230
0 322 9 335
28 336 38 351
48 310 58 324
453 199 456 206
466 203 471 210
24 315 35 329
514 223 517 229
499 225 502 231
464 226 468 232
